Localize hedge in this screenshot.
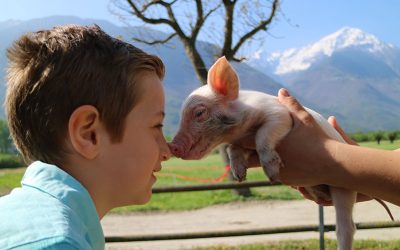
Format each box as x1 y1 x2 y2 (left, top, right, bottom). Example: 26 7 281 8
0 154 25 169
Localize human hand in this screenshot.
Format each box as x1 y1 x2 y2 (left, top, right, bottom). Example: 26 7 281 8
326 116 357 146
296 186 372 206
275 88 338 187
294 116 372 205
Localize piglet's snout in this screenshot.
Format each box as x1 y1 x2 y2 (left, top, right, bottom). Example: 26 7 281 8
168 143 184 158
169 132 193 158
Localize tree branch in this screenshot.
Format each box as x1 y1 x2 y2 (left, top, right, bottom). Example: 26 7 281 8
221 0 235 59
126 0 188 41
163 0 189 40
126 0 173 25
142 0 178 11
191 1 222 40
232 56 246 62
140 1 159 13
231 0 279 55
133 32 177 45
191 0 203 39
204 3 222 20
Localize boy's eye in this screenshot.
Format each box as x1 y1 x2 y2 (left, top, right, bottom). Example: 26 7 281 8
155 124 164 129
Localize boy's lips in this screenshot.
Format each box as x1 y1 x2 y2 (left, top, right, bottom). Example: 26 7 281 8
153 166 162 172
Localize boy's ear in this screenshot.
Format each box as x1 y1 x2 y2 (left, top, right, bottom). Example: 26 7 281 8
207 56 239 101
68 105 102 160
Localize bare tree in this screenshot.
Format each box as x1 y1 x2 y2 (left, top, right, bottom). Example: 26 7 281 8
112 0 280 196
113 0 279 82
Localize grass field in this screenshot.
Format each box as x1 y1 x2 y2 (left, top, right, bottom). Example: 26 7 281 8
359 140 400 150
0 140 399 212
115 153 303 212
0 168 24 196
191 239 400 250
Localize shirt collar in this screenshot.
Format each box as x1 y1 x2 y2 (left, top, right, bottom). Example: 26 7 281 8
21 161 105 249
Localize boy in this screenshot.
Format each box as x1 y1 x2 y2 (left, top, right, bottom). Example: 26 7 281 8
0 24 171 249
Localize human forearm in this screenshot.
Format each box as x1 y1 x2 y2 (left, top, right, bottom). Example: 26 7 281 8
328 142 400 205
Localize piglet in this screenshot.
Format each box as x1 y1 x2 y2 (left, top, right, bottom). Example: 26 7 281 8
169 56 357 250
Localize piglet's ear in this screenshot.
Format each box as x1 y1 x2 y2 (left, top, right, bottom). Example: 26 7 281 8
207 56 239 100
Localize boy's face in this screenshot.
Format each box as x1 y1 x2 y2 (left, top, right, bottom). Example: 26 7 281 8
100 72 171 205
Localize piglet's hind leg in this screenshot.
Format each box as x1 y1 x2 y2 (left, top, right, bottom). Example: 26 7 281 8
331 187 356 250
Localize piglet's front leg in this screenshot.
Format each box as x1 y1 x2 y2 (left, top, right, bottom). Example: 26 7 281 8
255 123 289 183
257 145 283 183
226 144 253 182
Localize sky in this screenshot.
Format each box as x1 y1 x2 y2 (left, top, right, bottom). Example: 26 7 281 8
1 0 400 54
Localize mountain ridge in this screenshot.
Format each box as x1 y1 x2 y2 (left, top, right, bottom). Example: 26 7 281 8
249 27 400 76
0 18 399 133
0 16 282 135
248 26 400 132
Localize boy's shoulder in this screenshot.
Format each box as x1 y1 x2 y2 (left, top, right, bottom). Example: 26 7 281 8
0 162 104 249
0 187 89 249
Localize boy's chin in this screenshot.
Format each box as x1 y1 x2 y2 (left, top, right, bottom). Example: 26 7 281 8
121 191 152 207
133 192 152 205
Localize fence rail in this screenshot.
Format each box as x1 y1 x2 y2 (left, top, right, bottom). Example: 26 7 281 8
105 221 400 242
152 180 278 193
107 181 400 249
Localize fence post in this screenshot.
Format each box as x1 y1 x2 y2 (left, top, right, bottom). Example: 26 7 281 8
319 205 325 250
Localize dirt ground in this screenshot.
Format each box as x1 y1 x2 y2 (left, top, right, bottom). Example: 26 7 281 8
102 200 400 250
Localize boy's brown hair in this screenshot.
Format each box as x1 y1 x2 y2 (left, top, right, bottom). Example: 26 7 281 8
5 24 165 165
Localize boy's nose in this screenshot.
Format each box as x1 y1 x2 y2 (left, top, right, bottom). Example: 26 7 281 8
161 142 172 161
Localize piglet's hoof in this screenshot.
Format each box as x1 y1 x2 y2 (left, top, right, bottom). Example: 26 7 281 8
268 173 281 184
232 170 246 182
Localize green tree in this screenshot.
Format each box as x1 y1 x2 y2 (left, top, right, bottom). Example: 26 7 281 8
387 131 398 144
373 131 384 145
350 131 369 142
0 120 14 153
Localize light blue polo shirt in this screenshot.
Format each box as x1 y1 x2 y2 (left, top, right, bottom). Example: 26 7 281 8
0 161 105 249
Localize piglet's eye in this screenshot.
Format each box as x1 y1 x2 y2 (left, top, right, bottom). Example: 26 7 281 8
195 110 204 118
193 106 208 122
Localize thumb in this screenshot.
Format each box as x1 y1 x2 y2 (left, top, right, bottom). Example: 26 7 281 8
278 88 314 124
328 116 358 145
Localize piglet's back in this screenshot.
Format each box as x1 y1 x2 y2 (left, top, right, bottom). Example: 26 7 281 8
238 90 290 119
238 90 345 144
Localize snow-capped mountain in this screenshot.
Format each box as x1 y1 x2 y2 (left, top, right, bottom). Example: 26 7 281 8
249 27 400 132
1 21 399 132
249 27 400 76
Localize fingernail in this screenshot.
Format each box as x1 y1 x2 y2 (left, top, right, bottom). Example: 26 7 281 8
280 88 290 97
328 116 337 125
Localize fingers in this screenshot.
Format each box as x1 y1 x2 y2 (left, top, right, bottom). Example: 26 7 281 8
278 88 315 126
356 193 373 203
298 187 333 206
327 116 358 146
278 88 305 113
297 187 314 200
316 198 334 206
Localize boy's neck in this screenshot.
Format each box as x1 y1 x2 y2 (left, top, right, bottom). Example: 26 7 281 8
61 159 112 219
